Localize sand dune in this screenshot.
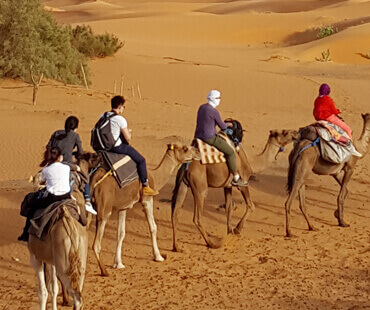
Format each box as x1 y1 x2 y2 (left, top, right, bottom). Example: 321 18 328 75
0 0 369 309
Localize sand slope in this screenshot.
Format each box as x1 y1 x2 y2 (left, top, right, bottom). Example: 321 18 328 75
0 0 369 309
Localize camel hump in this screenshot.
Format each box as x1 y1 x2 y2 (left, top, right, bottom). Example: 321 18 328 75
299 125 318 142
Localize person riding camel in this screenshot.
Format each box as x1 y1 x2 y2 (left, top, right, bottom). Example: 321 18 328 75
18 147 75 241
313 83 362 157
99 95 158 196
46 116 96 215
314 84 353 138
194 90 248 187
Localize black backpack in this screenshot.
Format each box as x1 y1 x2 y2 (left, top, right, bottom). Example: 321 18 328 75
224 118 244 146
91 112 118 151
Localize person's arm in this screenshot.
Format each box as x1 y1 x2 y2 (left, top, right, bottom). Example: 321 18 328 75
75 134 84 156
121 127 131 143
47 132 56 147
213 109 228 130
327 97 340 115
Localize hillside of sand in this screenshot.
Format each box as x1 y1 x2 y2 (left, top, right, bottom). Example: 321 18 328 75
0 1 369 309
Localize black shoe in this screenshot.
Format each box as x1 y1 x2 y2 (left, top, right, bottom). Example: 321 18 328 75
18 232 29 242
231 178 248 187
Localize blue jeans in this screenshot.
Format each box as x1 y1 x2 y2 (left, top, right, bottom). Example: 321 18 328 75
111 144 148 185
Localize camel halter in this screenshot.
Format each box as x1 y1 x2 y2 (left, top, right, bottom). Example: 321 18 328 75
165 153 180 168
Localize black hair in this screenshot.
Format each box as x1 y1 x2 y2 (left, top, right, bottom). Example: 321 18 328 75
65 116 79 132
40 146 62 167
111 95 125 109
55 116 79 141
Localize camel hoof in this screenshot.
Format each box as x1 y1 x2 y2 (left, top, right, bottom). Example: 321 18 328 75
285 232 296 239
309 226 318 232
154 255 165 262
232 227 241 235
339 221 350 228
113 262 125 269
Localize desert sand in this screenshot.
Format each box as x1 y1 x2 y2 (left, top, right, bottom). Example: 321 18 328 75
0 0 369 309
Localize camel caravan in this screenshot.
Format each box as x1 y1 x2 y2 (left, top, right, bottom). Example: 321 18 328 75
18 87 368 309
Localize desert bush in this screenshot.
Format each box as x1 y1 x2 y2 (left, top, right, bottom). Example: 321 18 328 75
317 25 338 39
315 49 331 62
71 25 124 58
0 0 89 85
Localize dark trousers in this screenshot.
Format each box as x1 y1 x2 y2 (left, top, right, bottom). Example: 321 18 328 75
205 135 237 173
111 144 148 184
21 192 71 235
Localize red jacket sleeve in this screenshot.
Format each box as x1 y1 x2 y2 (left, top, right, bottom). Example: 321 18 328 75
326 97 340 115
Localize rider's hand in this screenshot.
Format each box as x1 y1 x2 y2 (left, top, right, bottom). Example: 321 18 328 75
227 122 233 128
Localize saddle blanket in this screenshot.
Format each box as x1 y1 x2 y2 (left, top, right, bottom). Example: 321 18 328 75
314 121 358 164
101 151 138 188
196 138 226 165
29 199 81 240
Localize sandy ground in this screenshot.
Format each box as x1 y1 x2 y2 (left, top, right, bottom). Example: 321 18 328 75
0 0 369 309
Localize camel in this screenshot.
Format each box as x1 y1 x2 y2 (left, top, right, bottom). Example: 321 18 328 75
171 129 298 252
29 160 90 308
83 144 196 276
28 206 88 310
285 113 370 237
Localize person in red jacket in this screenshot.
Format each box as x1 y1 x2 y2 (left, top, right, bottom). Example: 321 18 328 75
313 83 352 139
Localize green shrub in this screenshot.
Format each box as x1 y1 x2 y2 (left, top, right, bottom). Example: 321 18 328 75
0 0 89 85
317 25 338 39
71 25 124 58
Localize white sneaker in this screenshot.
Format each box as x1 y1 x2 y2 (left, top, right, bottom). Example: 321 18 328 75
85 201 97 215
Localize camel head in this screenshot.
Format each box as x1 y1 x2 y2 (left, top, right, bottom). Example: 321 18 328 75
167 144 199 163
362 113 370 132
269 129 299 147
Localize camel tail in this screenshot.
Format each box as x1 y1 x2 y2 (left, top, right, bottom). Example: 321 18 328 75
286 143 301 194
61 206 82 292
171 163 187 212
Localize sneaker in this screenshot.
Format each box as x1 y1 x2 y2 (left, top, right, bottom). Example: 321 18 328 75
231 178 249 187
85 201 97 215
351 149 362 158
142 186 159 196
18 232 29 242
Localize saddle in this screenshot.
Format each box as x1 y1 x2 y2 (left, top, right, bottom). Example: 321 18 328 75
298 122 355 163
195 133 237 165
98 151 138 188
29 199 83 240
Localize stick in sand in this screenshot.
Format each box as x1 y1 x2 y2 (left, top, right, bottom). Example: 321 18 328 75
120 76 124 95
113 81 117 94
131 86 135 97
137 81 142 99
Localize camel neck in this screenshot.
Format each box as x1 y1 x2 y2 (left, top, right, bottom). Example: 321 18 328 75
251 140 281 174
148 151 179 191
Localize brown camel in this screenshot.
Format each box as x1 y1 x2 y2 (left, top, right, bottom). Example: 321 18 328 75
28 206 88 310
171 129 298 252
285 113 370 237
84 144 196 276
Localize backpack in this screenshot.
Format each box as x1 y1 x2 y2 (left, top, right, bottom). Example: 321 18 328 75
91 112 118 151
223 118 244 146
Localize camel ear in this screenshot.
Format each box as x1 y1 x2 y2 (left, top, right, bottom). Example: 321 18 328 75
270 130 277 137
183 146 189 152
167 144 174 150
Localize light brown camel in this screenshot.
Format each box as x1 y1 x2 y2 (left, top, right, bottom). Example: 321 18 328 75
171 129 298 252
29 160 90 307
285 113 370 237
249 129 299 174
28 206 88 310
83 144 196 276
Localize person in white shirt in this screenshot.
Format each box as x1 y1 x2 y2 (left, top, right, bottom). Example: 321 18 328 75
104 95 158 196
18 147 73 241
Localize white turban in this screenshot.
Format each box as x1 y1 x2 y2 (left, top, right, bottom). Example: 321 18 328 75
207 90 221 108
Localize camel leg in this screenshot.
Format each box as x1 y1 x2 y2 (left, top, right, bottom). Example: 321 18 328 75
142 197 164 262
335 168 352 227
234 186 255 235
60 278 73 307
192 189 220 248
45 265 58 310
172 181 188 252
224 187 234 234
113 209 128 269
93 216 109 276
30 255 48 310
298 185 317 231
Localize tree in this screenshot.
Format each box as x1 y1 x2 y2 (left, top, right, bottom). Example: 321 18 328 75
0 0 88 85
